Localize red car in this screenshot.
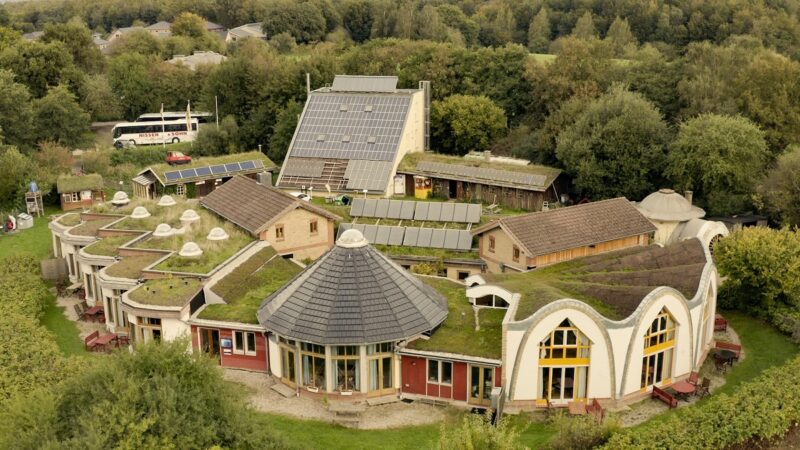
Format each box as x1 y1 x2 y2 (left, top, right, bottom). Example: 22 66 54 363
165 151 192 165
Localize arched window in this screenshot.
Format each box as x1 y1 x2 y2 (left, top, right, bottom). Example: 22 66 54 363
640 308 675 389
538 319 590 404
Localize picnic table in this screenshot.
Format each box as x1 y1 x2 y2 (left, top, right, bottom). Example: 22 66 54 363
93 333 118 352
715 349 736 365
671 380 696 400
84 306 104 322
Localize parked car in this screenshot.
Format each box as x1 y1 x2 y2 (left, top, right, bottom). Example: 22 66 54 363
165 151 192 165
289 192 311 202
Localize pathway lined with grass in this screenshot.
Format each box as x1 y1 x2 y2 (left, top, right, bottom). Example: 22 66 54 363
40 291 87 356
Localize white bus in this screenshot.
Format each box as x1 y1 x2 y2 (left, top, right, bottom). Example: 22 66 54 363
136 111 213 124
112 119 199 148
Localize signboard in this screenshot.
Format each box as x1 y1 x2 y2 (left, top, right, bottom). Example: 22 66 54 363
221 338 232 349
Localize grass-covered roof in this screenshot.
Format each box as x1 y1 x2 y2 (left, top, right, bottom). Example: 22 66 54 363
56 173 104 193
127 278 203 307
143 151 276 185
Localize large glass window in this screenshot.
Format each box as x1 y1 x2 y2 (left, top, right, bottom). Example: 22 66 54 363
538 319 590 404
233 331 257 356
136 316 162 343
301 343 326 389
368 342 393 393
428 360 452 385
641 308 675 389
333 345 360 391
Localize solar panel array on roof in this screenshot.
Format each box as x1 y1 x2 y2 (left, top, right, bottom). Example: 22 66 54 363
416 161 549 188
331 75 399 93
289 94 411 162
163 160 264 184
344 160 393 191
338 224 473 250
348 198 481 223
282 158 325 178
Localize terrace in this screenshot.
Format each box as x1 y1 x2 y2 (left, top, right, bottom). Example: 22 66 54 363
198 247 302 324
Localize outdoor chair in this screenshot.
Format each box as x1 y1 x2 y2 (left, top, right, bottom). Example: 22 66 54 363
697 378 711 398
84 331 100 351
714 356 728 373
687 371 699 386
73 304 86 321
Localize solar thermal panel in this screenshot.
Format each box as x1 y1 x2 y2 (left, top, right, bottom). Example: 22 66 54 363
388 227 404 245
282 159 325 178
349 198 365 217
374 226 391 245
457 231 473 250
362 199 378 217
416 228 433 247
430 229 445 248
387 200 402 219
426 203 442 222
374 199 390 218
466 204 481 223
452 204 467 223
403 227 419 246
443 230 460 249
414 202 428 221
400 201 415 220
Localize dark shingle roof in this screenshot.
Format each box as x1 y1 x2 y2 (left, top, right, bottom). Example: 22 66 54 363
474 198 656 257
200 175 340 235
257 230 448 345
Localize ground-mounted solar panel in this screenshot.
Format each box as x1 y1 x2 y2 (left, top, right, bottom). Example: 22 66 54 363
439 203 455 222
457 230 473 250
388 227 405 245
443 229 460 249
414 202 429 221
374 226 391 245
195 166 212 177
452 204 468 223
403 227 419 246
400 201 415 220
430 229 446 248
387 200 402 219
416 228 433 247
180 168 197 178
349 198 365 217
374 199 390 218
164 171 182 182
466 204 481 223
210 165 226 175
240 160 256 170
362 225 378 243
426 203 442 222
362 198 378 217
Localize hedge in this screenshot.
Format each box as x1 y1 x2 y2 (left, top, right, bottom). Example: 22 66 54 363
602 356 800 449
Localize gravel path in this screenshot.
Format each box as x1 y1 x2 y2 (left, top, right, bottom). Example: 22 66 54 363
223 369 446 429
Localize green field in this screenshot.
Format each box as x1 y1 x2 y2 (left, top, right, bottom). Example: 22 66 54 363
0 206 58 261
40 289 87 356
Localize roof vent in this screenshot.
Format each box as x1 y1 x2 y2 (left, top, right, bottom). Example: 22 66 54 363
180 209 200 223
342 135 351 143
367 136 376 144
206 227 229 241
364 105 373 112
131 206 151 219
179 242 203 257
336 229 368 248
153 223 173 237
316 134 326 142
157 195 177 206
339 104 348 112
111 191 130 206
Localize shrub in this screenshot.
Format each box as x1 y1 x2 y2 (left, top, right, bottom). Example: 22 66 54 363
439 411 520 450
547 412 619 450
602 356 800 449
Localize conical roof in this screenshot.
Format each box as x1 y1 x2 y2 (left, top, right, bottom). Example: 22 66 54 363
635 189 705 222
257 229 448 345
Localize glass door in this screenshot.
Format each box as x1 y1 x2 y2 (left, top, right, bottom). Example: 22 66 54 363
281 347 297 387
199 328 220 360
468 365 494 406
369 356 393 396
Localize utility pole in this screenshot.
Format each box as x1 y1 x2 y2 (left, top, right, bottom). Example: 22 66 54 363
215 95 219 128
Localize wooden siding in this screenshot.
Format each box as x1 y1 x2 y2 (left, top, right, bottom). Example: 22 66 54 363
191 325 268 372
426 177 558 211
530 234 647 267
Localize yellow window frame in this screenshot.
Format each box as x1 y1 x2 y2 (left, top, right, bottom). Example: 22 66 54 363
539 325 591 364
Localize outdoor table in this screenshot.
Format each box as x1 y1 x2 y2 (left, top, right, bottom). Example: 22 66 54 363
671 380 697 400
715 349 736 365
84 306 104 322
93 333 117 352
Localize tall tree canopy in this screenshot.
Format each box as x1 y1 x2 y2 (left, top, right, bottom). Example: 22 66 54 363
757 147 800 227
431 94 506 156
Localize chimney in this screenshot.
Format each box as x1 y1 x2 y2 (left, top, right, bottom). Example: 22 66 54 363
306 73 311 95
684 190 693 204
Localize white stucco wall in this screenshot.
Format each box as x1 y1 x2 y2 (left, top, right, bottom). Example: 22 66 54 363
268 335 281 378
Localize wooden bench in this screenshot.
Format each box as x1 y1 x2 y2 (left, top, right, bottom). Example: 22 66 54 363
84 330 100 351
714 314 728 331
652 386 678 409
715 341 742 360
586 398 605 422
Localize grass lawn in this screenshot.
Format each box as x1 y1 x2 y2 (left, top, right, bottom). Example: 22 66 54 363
40 288 87 357
0 206 59 261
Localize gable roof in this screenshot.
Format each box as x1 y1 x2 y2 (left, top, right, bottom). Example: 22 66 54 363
200 175 340 235
473 198 656 257
146 21 172 31
57 174 104 193
257 229 448 345
227 23 264 39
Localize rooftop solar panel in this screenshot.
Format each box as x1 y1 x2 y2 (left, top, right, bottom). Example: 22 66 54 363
443 230 460 249
417 228 433 247
210 165 226 174
225 163 241 172
344 160 393 191
400 201 415 220
282 158 325 178
362 199 378 217
374 226 391 245
439 203 455 223
180 168 197 178
374 199 390 218
426 203 442 222
466 204 481 224
457 231 473 251
403 227 419 247
349 198 365 217
387 200 402 219
414 202 429 221
289 93 411 162
362 225 378 243
164 171 181 182
240 160 256 170
331 75 398 93
253 160 264 169
430 229 446 248
195 167 212 177
416 161 550 189
388 227 405 245
452 204 468 222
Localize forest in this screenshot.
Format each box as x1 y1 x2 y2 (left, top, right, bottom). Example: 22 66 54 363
0 0 799 222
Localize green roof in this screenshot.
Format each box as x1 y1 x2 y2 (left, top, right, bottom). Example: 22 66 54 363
83 235 136 257
57 173 104 193
199 247 302 324
143 151 276 185
398 152 562 189
69 217 118 237
128 278 203 307
485 239 708 321
104 254 163 279
407 277 504 359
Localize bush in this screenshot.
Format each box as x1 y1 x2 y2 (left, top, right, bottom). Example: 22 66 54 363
547 412 619 450
439 411 520 450
109 147 169 167
602 356 800 449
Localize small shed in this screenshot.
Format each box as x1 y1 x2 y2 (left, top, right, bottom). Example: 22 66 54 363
56 174 105 211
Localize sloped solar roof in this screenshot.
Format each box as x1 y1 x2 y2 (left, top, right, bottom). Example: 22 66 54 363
331 75 398 93
344 160 393 191
416 161 549 189
164 160 264 183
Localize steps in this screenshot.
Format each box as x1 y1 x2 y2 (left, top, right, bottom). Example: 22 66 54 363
270 383 296 398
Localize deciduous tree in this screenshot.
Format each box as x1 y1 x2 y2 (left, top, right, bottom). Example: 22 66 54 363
32 85 91 148
431 94 506 156
0 69 33 149
527 7 550 53
343 0 374 43
757 147 800 227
